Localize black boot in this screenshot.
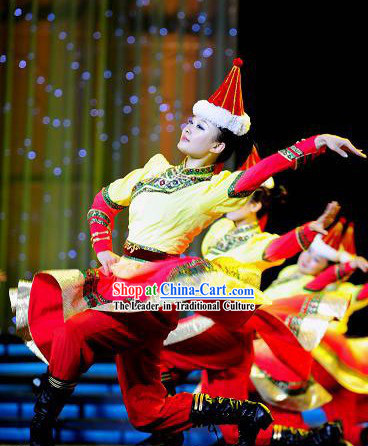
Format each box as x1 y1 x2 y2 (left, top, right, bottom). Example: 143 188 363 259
361 426 368 446
190 393 273 446
136 431 184 445
30 374 75 446
270 421 343 445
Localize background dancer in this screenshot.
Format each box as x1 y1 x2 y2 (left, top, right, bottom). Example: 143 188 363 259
157 198 353 445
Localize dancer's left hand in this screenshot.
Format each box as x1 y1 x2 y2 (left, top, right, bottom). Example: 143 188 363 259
315 134 366 158
310 201 341 235
97 250 120 275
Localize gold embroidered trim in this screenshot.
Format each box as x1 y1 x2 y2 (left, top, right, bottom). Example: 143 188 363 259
228 171 253 198
124 240 167 255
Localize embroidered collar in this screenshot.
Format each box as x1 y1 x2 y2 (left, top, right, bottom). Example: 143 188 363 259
209 222 260 255
177 157 215 178
130 158 215 200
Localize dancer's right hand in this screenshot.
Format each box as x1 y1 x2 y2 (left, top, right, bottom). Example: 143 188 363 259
310 201 341 235
97 250 120 275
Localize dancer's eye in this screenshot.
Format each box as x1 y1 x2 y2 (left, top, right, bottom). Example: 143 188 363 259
197 124 205 130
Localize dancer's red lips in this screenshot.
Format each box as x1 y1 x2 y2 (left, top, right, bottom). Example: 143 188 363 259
181 135 190 142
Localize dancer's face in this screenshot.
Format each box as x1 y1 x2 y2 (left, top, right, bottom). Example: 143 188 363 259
177 116 225 159
297 248 328 276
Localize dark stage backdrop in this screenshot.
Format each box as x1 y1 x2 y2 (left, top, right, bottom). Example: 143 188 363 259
236 34 367 334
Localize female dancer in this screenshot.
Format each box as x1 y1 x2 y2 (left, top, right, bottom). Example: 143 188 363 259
253 230 368 446
10 59 365 446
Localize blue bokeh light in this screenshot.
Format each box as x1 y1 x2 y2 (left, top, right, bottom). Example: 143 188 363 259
68 250 77 259
203 47 213 58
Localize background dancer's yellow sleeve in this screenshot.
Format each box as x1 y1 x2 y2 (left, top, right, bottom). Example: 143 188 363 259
202 218 284 270
263 264 313 301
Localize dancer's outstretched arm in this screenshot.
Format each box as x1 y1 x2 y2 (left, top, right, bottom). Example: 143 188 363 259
264 202 340 262
232 135 365 195
305 257 368 292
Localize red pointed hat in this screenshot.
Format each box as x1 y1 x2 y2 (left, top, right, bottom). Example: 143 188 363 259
238 144 275 189
193 58 251 136
239 144 261 170
323 217 346 249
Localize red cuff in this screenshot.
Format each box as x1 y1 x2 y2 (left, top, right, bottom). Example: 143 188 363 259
232 136 323 195
89 222 113 254
264 222 318 263
88 189 123 255
336 262 355 280
296 223 319 250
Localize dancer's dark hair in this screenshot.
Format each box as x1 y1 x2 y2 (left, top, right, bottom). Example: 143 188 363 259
215 128 253 165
